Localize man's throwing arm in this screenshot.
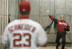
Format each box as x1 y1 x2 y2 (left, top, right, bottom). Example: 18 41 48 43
48 15 58 24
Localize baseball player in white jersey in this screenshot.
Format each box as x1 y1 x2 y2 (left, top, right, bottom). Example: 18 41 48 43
1 1 47 49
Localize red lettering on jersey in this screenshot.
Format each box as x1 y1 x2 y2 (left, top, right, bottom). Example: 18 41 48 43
15 24 23 30
13 33 22 47
32 27 36 32
13 33 31 47
8 26 14 32
8 24 36 33
24 25 32 30
23 33 31 47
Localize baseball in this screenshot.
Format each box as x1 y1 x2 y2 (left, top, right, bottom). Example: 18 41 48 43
46 10 49 13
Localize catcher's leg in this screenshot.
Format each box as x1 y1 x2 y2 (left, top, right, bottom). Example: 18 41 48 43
62 34 66 49
56 32 61 49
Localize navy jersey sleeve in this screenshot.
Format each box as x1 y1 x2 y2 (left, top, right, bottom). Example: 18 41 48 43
53 18 58 24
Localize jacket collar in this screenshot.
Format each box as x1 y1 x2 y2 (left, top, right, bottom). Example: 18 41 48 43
60 20 65 22
18 16 29 19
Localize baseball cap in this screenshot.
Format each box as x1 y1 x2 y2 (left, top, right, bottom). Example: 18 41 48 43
19 1 30 14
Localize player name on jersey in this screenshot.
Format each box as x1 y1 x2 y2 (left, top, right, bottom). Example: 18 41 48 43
8 24 36 33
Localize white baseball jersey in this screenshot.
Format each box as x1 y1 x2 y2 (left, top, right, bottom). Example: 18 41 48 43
2 19 47 49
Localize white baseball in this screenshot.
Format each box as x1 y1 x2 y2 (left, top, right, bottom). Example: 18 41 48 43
46 10 49 13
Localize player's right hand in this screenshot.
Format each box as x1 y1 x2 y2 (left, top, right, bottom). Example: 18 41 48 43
48 14 52 16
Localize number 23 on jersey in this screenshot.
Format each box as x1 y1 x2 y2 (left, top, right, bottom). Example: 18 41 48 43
13 33 31 47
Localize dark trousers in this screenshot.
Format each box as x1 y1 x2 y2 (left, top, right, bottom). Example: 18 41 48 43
56 32 66 49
